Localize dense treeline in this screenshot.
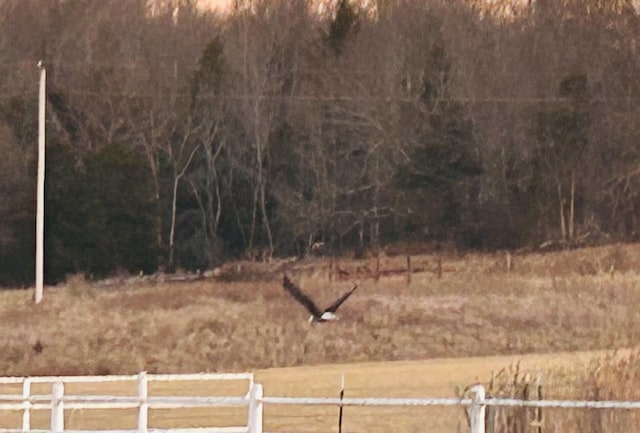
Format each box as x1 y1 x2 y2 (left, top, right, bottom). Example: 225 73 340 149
1 0 640 284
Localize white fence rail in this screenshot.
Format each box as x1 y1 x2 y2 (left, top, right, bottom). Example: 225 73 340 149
0 372 258 433
3 374 640 433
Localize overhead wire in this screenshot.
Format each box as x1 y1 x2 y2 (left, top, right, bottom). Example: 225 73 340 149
2 89 640 104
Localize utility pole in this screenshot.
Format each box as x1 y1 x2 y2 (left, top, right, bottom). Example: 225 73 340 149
35 60 46 304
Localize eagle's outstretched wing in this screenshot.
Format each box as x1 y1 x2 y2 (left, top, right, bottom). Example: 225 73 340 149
325 285 358 313
282 275 323 317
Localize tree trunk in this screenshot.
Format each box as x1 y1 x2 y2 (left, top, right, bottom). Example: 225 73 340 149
167 140 200 272
251 97 273 258
259 181 274 259
249 179 259 251
139 125 164 263
558 183 566 240
168 171 179 272
569 170 576 240
202 140 224 267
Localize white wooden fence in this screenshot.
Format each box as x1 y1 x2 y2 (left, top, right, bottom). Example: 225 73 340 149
0 372 260 433
4 374 640 433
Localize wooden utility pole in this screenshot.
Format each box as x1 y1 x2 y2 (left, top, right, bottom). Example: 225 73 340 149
35 60 46 304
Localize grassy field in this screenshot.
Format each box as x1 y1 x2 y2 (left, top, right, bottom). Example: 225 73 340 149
2 242 640 431
255 349 635 433
0 349 635 432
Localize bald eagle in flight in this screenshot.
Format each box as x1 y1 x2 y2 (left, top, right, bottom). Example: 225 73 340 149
282 275 358 323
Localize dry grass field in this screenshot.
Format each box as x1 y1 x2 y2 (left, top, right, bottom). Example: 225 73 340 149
0 349 637 432
255 348 638 433
2 243 640 432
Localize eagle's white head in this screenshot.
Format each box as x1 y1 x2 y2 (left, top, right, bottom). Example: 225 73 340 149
321 311 338 321
309 312 338 323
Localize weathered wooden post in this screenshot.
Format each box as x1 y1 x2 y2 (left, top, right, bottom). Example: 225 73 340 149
338 374 345 433
34 61 46 304
329 257 334 282
534 374 543 433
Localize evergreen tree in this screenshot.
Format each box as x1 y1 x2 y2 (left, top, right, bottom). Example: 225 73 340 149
45 143 158 281
396 44 482 243
82 144 158 277
325 0 360 56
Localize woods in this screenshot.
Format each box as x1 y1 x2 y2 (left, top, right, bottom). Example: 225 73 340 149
1 0 640 284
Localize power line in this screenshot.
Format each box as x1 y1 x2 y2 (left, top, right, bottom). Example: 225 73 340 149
2 89 640 104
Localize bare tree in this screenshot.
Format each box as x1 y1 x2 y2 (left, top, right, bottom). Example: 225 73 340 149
131 0 217 269
222 0 314 257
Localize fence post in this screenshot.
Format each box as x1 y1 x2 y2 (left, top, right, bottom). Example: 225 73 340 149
329 257 333 282
338 374 345 433
138 371 149 433
248 383 263 433
467 384 485 433
534 373 543 433
22 378 31 432
50 382 64 433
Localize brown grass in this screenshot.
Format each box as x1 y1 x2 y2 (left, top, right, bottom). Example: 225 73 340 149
481 348 640 433
2 243 640 377
4 243 640 431
1 350 635 433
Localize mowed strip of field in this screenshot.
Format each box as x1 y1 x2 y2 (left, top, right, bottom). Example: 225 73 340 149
256 348 632 433
1 348 631 433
